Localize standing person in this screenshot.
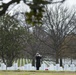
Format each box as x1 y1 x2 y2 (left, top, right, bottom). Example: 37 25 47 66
35 53 42 70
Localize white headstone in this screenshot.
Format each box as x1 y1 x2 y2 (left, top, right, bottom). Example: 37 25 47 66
13 63 18 70
18 66 25 70
70 64 75 71
59 67 63 71
40 63 47 70
1 63 6 70
24 64 28 70
24 63 32 70
31 66 36 70
64 64 69 71
55 64 60 71
48 64 54 71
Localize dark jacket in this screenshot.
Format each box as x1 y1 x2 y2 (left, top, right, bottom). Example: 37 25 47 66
36 55 41 67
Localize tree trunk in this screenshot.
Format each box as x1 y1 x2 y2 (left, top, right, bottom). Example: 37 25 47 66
6 60 12 67
32 58 35 66
60 58 62 66
56 51 59 64
71 58 73 64
56 58 59 64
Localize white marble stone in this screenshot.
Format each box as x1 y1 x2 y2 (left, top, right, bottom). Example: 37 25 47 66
40 63 47 70
64 64 69 71
48 64 54 71
1 63 6 70
55 64 60 71
12 63 18 70
70 64 75 71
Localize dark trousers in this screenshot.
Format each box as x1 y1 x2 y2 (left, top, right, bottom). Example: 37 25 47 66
36 67 39 70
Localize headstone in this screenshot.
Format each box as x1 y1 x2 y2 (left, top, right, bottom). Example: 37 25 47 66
18 66 25 70
24 64 28 70
70 64 75 71
27 63 32 70
55 64 60 71
40 63 47 70
13 63 18 70
75 65 76 71
64 64 69 71
1 63 6 70
24 63 32 70
31 66 36 70
48 64 54 71
59 67 63 71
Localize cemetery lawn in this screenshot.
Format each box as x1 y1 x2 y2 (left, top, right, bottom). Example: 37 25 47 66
0 71 76 75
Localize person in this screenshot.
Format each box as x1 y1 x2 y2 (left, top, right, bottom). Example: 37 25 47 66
35 53 42 70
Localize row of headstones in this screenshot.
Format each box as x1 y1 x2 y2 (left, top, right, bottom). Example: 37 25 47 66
41 63 76 71
0 63 76 71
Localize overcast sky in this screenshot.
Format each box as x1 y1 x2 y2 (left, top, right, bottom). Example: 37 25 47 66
2 0 76 7
65 0 76 8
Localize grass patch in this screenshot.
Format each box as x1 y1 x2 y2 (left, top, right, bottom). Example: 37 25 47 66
0 71 76 75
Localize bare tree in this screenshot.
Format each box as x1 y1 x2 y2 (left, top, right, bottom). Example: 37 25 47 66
25 33 41 66
23 26 52 66
39 5 76 66
63 33 76 64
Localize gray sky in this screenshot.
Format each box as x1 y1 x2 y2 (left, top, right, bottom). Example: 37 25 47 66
1 0 76 10
65 0 76 8
2 0 76 7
